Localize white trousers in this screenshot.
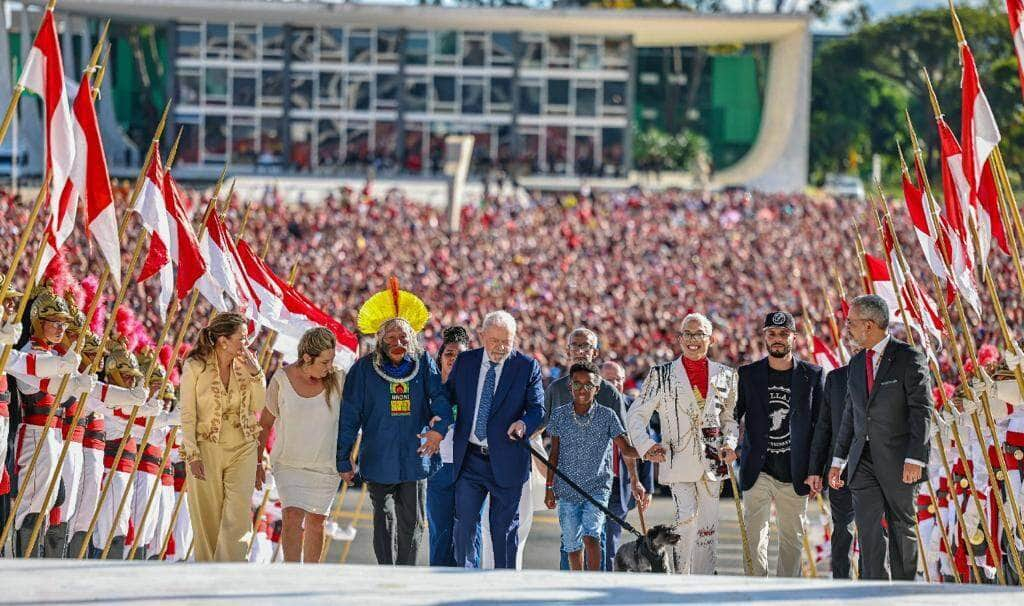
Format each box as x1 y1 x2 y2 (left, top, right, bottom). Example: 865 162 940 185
168 494 194 562
480 476 534 570
70 448 104 534
54 442 84 524
14 424 61 528
131 470 161 550
669 479 721 575
93 469 133 550
147 483 176 556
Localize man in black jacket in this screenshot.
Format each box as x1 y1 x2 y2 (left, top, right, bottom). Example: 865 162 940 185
829 294 931 581
731 311 825 577
807 334 860 579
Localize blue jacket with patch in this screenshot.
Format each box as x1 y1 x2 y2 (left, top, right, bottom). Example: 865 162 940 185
336 351 454 484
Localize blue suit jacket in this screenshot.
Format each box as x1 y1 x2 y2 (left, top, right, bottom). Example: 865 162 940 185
735 356 824 496
446 348 545 488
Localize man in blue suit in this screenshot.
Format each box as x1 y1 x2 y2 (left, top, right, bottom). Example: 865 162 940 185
447 310 545 569
730 311 824 577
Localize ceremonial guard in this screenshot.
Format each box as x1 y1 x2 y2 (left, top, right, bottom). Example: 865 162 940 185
11 286 96 555
94 341 162 558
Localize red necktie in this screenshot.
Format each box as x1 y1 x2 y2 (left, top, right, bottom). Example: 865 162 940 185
866 349 875 394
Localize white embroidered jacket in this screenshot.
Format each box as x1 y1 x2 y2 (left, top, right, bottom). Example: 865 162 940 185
626 357 739 484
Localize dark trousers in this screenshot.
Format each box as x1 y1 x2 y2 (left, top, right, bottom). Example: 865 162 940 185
426 463 457 567
849 444 918 581
603 480 626 571
828 484 856 579
453 448 523 569
367 480 425 566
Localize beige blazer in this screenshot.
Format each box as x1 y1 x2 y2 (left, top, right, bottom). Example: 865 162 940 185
179 356 266 463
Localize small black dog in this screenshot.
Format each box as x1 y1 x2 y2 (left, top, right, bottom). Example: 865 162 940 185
614 524 681 573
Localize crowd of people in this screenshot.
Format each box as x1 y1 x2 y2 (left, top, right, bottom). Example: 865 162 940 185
3 182 1020 387
2 179 1024 585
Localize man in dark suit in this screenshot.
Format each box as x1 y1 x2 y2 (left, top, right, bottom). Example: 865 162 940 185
447 311 545 569
807 334 860 579
732 311 824 577
829 294 931 581
600 361 654 572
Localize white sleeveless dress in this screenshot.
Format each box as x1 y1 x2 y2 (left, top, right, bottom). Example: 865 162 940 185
266 370 344 514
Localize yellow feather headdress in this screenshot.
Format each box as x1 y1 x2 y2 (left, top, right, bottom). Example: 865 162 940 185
357 276 430 335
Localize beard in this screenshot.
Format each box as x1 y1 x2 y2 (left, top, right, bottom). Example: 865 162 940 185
768 344 791 358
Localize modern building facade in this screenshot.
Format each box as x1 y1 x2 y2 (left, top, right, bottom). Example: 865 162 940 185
3 1 812 190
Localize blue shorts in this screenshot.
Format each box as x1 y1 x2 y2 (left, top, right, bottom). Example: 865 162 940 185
557 500 606 553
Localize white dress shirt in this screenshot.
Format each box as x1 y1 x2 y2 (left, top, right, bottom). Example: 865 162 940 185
469 352 508 447
833 334 926 469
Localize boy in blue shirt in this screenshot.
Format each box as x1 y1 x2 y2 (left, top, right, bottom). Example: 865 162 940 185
545 361 639 571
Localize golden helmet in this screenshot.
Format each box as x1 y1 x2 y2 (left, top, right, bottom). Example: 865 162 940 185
0 275 22 300
104 340 143 387
135 348 166 387
29 285 73 328
160 382 176 402
81 332 103 371
64 292 87 336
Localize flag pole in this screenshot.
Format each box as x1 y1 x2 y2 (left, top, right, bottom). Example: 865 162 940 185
125 426 179 560
77 132 220 558
245 487 273 560
15 38 154 557
906 114 1020 583
157 484 188 560
921 67 1024 294
318 433 362 562
0 0 59 147
852 225 872 295
918 74 1024 557
877 191 982 583
98 183 225 559
5 98 170 555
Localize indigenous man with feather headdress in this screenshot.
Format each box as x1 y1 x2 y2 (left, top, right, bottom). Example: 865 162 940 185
335 277 453 566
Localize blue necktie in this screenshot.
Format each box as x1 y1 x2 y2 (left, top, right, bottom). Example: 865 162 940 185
474 361 497 443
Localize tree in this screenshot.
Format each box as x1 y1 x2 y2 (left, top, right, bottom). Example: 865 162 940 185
810 6 1020 184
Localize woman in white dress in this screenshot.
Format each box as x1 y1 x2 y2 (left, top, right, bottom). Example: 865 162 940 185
256 327 344 563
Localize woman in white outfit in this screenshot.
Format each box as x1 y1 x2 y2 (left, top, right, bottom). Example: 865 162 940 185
257 327 345 563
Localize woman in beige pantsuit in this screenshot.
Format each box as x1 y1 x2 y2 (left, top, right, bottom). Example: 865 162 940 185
180 313 266 562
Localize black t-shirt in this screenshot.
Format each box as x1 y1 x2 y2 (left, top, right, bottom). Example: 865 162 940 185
763 367 793 483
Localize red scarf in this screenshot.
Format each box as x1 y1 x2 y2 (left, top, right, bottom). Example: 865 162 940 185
681 356 709 399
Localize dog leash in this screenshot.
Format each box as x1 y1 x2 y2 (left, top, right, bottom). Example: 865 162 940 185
524 441 644 539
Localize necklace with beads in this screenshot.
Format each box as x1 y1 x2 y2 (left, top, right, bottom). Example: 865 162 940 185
372 355 419 384
572 406 594 428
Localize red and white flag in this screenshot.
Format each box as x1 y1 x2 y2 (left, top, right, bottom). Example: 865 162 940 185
71 73 120 284
960 43 1001 244
863 253 901 326
134 144 174 318
17 9 75 225
162 172 208 299
1006 0 1024 113
196 211 252 313
812 337 840 375
902 169 947 281
235 240 357 369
